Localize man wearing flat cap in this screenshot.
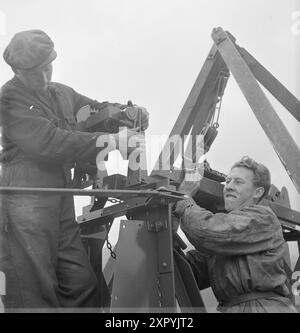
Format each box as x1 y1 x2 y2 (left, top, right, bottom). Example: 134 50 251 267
0 29 148 310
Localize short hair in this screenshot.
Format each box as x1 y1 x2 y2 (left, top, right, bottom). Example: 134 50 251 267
231 156 271 200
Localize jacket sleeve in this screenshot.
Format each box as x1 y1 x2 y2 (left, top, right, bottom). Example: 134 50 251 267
186 250 210 290
0 95 108 165
69 85 127 116
72 88 107 115
68 86 126 132
175 198 284 256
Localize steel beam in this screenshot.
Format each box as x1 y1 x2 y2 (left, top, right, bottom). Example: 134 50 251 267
110 220 161 312
212 27 300 194
151 45 228 175
237 46 300 123
156 206 177 311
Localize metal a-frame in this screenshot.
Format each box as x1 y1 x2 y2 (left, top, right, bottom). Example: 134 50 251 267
76 27 300 312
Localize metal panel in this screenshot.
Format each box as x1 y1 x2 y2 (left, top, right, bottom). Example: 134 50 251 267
156 208 177 312
173 249 206 313
110 220 161 312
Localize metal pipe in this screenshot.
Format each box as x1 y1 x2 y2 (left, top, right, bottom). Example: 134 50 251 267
0 186 183 200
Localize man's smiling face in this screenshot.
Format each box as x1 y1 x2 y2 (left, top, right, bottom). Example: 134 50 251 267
223 167 264 212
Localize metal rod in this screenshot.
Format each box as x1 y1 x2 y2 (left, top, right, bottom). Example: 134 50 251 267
0 186 184 200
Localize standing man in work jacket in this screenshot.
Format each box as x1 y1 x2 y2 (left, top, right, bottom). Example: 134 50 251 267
0 30 148 311
173 156 297 313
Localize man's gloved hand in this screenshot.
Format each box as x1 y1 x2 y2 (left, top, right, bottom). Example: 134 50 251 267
111 102 129 110
90 101 149 131
90 101 111 112
120 103 149 131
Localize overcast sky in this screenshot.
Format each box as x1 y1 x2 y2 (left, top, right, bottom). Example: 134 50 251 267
1 2 299 206
0 0 299 311
1 0 299 197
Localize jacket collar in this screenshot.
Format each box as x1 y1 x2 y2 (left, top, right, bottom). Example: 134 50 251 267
11 76 62 97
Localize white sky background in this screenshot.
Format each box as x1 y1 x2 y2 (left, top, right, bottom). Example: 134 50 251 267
0 0 300 312
1 4 299 210
0 0 299 200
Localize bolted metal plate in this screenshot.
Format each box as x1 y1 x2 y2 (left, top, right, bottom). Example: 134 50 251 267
110 220 161 312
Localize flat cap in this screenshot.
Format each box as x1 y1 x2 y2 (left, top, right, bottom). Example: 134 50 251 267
3 29 57 70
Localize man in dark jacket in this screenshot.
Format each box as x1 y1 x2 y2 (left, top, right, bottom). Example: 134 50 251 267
0 29 147 311
174 156 297 313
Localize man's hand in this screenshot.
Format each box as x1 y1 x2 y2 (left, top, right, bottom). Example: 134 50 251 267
134 106 149 131
119 105 149 131
90 101 149 132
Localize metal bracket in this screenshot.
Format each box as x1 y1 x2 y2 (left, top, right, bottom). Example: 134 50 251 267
146 205 170 232
147 219 168 233
211 27 227 45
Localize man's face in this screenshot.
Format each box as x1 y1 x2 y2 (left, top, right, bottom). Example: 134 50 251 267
38 62 53 83
16 62 53 91
223 167 264 212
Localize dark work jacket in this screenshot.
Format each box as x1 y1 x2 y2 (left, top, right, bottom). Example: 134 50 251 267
175 199 297 313
0 76 107 188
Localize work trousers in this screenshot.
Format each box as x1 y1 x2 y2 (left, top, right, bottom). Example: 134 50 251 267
0 193 100 311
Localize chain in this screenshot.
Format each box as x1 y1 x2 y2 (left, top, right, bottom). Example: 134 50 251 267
211 71 229 129
105 225 117 259
156 274 163 308
103 198 123 259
